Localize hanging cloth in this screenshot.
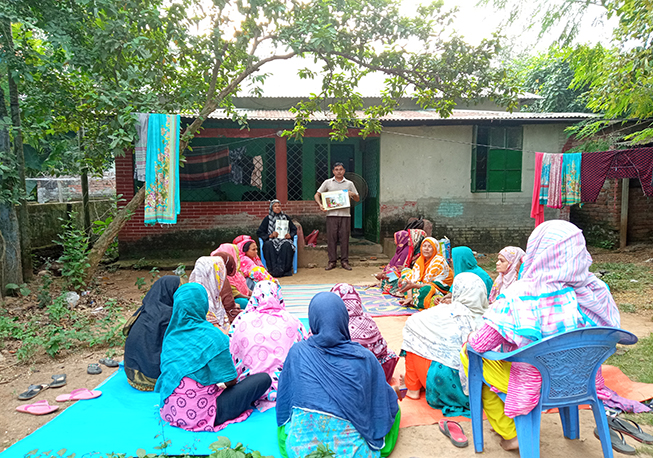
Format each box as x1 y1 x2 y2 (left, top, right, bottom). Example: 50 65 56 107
531 152 545 226
134 113 149 182
539 153 551 205
144 114 181 225
581 148 653 202
561 153 582 206
547 154 563 209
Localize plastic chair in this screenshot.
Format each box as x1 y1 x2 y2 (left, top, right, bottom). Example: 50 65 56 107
259 235 298 275
468 326 638 458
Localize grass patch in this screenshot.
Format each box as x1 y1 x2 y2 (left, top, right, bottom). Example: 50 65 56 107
606 334 653 384
590 262 653 293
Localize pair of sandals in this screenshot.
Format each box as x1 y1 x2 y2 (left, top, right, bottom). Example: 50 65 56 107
595 416 653 455
87 358 120 374
16 388 103 415
17 374 67 400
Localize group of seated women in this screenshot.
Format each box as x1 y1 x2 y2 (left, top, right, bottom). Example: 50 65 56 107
123 219 622 455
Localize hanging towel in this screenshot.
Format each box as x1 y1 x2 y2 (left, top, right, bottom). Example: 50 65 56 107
581 148 653 202
134 113 149 182
179 145 231 189
144 114 181 225
547 154 563 208
539 153 551 205
531 152 545 226
561 153 582 206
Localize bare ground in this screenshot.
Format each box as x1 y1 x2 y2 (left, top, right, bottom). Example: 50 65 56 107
1 245 653 457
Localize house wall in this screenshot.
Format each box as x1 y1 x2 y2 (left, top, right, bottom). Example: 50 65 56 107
379 124 569 251
116 153 324 257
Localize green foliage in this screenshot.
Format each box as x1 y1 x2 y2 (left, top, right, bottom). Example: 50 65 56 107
511 47 591 113
173 264 187 278
5 282 31 296
38 271 53 308
133 258 147 270
135 277 146 290
0 293 125 362
56 212 90 292
92 216 119 260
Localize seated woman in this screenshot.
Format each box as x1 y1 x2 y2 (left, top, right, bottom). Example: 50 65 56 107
234 235 276 287
277 292 401 458
124 276 180 391
461 220 620 451
451 246 494 299
331 283 400 384
212 243 252 309
257 200 297 278
189 254 241 330
229 281 307 412
400 272 489 416
397 237 453 309
377 228 427 296
488 246 525 303
155 283 272 432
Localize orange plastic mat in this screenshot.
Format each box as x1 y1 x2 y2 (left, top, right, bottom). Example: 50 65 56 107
602 364 653 402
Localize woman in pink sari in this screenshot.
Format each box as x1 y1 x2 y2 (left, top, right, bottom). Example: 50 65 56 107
331 283 400 384
233 235 275 284
229 280 307 412
212 243 251 309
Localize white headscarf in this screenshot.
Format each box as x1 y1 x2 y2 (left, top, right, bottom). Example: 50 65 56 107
402 272 489 369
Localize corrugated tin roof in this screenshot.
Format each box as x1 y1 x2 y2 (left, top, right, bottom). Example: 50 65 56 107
194 108 595 122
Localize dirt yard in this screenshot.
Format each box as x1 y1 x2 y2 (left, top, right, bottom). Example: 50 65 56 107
1 246 653 457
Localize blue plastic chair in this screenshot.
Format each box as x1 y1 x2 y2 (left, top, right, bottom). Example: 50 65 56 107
468 326 638 458
259 235 298 275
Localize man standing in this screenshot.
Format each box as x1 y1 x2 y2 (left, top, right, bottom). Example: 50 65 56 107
314 162 359 270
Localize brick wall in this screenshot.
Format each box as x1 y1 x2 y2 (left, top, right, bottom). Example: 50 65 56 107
115 153 323 253
570 178 653 245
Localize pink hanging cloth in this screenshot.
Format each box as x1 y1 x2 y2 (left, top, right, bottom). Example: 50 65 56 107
531 152 545 227
547 154 563 209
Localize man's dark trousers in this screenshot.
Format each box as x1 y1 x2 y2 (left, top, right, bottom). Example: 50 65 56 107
326 216 350 264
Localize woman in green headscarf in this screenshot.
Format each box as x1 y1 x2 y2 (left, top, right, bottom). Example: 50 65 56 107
451 246 494 299
155 283 271 432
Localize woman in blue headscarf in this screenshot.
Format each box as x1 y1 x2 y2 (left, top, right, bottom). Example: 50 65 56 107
155 283 271 432
276 292 401 458
452 246 494 299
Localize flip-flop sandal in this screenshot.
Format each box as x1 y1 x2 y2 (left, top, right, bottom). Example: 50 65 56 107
594 427 637 455
608 416 653 444
56 388 102 402
87 363 102 375
48 374 67 389
99 358 119 368
16 399 60 415
17 384 47 401
439 419 469 448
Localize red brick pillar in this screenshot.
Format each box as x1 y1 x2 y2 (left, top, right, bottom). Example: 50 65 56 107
275 135 288 203
115 151 135 204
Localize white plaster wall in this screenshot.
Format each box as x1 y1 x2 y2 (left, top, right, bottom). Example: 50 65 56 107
379 123 570 203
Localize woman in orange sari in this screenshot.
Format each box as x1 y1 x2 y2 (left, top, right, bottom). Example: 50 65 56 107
398 237 453 309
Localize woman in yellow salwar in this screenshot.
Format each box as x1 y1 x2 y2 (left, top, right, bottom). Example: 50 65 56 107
398 237 453 309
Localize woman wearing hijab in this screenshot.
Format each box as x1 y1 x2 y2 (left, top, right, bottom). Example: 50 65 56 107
377 228 427 296
123 276 180 391
400 273 489 416
397 237 454 309
257 200 297 278
277 292 401 458
488 246 525 303
451 246 494 300
155 283 272 432
331 283 400 384
234 235 276 285
461 220 621 451
189 254 241 330
212 243 252 309
229 281 307 412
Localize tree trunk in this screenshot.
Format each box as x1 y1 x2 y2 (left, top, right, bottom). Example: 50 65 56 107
84 185 145 282
81 168 91 235
84 134 192 280
1 19 32 281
